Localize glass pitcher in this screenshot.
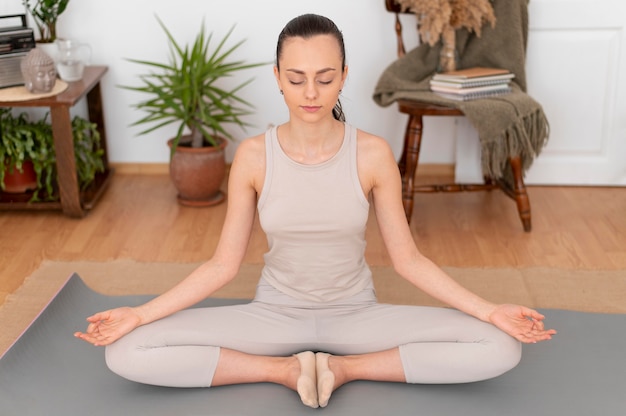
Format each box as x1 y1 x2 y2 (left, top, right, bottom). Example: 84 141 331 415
55 39 92 82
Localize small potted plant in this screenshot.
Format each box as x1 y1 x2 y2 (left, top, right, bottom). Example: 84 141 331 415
0 108 55 199
22 0 70 44
0 108 104 202
121 16 266 206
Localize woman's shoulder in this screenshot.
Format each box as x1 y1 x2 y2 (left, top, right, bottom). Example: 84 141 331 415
354 127 394 160
234 132 266 159
231 132 266 178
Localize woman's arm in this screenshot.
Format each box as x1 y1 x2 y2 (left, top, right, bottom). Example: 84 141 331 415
358 131 555 342
359 133 496 320
131 136 264 324
75 136 266 346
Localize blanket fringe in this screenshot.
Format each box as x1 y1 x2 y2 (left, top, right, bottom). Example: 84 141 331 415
481 108 550 182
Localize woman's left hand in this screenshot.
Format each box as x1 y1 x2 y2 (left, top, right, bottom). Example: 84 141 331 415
488 304 557 344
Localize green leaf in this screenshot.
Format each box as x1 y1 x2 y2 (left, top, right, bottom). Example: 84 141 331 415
1 108 103 200
118 15 269 153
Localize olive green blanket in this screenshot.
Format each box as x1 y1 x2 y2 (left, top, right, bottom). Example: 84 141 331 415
373 0 549 184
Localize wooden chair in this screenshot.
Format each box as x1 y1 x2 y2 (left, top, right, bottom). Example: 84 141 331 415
384 0 531 232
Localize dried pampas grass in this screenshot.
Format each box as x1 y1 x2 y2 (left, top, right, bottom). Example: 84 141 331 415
396 0 496 46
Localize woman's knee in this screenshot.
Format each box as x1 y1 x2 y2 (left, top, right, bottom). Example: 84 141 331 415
104 337 136 379
484 329 522 378
399 323 522 384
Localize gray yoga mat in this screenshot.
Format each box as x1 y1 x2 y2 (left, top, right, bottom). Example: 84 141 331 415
1 273 625 415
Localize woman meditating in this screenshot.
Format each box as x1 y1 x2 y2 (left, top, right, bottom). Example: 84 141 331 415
75 13 555 409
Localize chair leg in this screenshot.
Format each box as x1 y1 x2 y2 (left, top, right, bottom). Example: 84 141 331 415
509 156 532 232
400 115 423 224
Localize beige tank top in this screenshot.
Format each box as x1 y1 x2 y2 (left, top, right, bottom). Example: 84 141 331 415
257 124 372 302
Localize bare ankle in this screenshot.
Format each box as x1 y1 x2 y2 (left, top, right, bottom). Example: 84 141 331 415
327 354 348 388
284 355 302 390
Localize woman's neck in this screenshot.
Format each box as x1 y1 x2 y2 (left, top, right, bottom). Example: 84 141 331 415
277 120 345 165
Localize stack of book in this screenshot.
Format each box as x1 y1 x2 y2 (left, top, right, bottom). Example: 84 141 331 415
430 67 514 101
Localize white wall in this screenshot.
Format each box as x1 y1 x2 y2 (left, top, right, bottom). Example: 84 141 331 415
16 1 622 186
7 0 455 165
454 0 626 186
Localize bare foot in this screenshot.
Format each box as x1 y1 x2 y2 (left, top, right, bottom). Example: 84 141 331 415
294 351 318 408
315 352 335 407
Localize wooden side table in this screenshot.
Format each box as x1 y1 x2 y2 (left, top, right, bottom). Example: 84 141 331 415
0 66 112 218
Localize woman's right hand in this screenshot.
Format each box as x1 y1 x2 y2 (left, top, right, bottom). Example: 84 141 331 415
74 307 142 346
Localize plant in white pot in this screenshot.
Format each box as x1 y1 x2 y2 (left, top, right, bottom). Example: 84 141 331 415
23 0 71 66
22 0 70 44
122 17 265 206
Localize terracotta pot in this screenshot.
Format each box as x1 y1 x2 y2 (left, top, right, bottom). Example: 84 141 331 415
167 137 227 206
2 160 38 194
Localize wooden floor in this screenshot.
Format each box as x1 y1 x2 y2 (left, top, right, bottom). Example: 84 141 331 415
1 172 625 306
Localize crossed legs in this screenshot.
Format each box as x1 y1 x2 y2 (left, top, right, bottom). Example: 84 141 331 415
211 349 320 408
315 348 406 407
211 347 405 408
105 287 520 408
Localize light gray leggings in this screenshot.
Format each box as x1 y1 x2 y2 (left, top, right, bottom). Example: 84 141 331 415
106 279 521 387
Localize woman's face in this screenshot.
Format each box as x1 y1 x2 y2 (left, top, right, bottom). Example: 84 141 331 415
274 34 347 123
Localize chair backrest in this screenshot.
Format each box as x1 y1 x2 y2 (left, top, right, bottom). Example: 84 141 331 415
384 0 410 58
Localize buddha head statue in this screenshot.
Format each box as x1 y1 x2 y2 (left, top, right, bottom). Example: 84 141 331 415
21 48 57 94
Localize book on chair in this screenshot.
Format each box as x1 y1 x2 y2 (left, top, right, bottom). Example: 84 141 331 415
432 87 512 101
433 67 513 80
430 83 511 95
432 67 514 88
430 67 514 100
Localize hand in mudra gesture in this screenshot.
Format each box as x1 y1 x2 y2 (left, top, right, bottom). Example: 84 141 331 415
74 307 142 347
489 304 557 344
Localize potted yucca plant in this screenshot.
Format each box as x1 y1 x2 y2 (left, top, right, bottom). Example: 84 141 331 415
121 16 265 206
